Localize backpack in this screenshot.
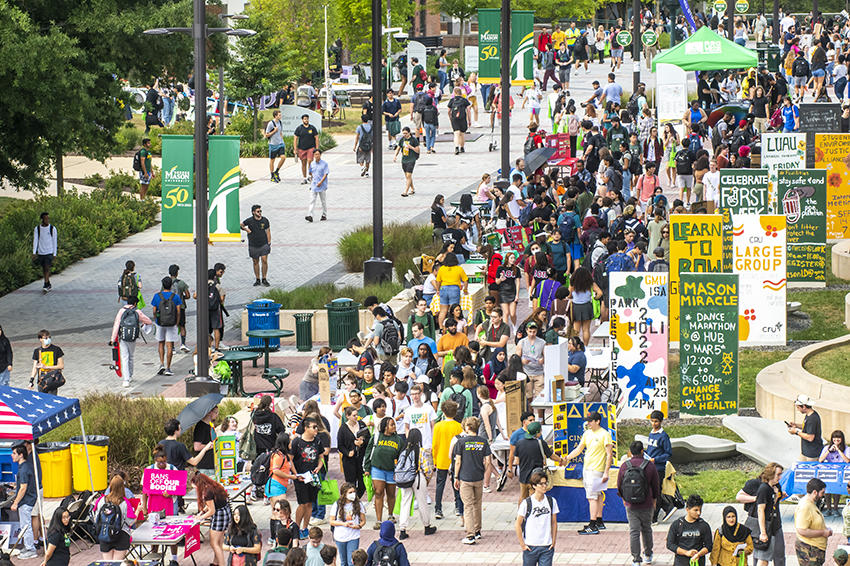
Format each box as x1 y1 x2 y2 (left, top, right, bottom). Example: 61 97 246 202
559 212 578 243
156 292 177 327
208 282 222 311
448 384 467 421
567 114 581 136
95 501 123 544
422 104 438 125
264 552 287 566
393 447 418 488
606 252 634 273
792 56 810 77
621 460 650 504
358 126 373 152
629 150 642 175
118 272 138 302
592 251 610 289
521 495 554 537
434 57 440 70
523 134 537 155
250 450 273 487
132 150 143 171
374 542 401 566
626 92 641 118
380 317 402 356
118 307 140 342
607 167 623 191
519 203 533 226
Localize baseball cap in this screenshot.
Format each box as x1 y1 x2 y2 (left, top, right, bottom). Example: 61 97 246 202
526 321 538 329
834 549 848 565
525 421 542 438
795 394 815 406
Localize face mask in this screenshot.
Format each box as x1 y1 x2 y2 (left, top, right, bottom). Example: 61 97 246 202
41 338 51 347
346 492 356 501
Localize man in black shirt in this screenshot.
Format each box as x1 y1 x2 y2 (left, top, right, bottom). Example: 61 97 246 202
442 220 471 262
193 405 218 474
293 115 320 184
666 494 713 566
513 422 567 502
788 394 823 461
452 417 492 545
737 462 785 566
240 204 272 287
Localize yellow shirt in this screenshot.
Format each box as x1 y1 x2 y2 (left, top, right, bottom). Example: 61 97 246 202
435 265 468 287
551 30 566 50
794 496 828 550
432 419 463 470
580 427 613 472
565 28 580 46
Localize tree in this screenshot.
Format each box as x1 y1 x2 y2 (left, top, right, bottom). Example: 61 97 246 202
334 0 416 63
512 0 596 21
434 0 496 51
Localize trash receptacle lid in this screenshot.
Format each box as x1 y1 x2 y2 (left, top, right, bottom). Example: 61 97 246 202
69 435 109 447
247 299 281 310
36 442 71 452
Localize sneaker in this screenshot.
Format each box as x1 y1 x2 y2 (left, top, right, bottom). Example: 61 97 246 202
434 510 443 520
218 343 230 350
596 520 606 530
577 525 599 535
496 471 508 492
267 538 275 547
460 147 465 153
461 536 476 545
483 486 492 493
661 507 677 522
302 178 309 184
157 365 165 375
320 215 327 221
424 525 437 535
253 279 262 286
474 531 481 540
632 562 642 566
455 508 462 517
454 147 459 155
163 368 174 376
169 561 180 566
373 522 382 530
262 279 270 287
180 344 191 353
389 515 397 524
305 215 313 222
18 550 38 560
643 554 653 565
398 530 409 540
299 528 309 540
122 379 131 387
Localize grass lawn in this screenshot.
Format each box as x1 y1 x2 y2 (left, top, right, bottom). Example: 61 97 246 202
617 423 742 456
825 243 850 286
787 289 849 341
677 470 751 503
804 344 850 386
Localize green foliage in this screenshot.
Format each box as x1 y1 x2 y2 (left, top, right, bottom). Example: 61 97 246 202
332 0 416 63
677 470 752 503
148 171 162 197
147 121 195 155
804 344 850 386
338 222 439 281
240 132 337 157
788 290 849 341
262 282 403 309
103 170 140 195
113 123 145 154
514 0 595 21
0 190 158 296
658 32 671 50
617 423 742 457
431 0 496 49
81 173 105 187
226 110 260 139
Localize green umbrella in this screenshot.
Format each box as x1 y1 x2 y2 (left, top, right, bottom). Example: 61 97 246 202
652 26 758 72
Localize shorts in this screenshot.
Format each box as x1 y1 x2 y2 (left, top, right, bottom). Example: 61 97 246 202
209 307 224 332
139 171 152 184
811 68 826 78
411 112 423 130
439 284 461 305
531 108 540 116
155 323 179 343
569 243 584 260
612 49 623 58
692 182 704 201
249 243 271 259
676 175 694 189
210 504 232 532
582 468 604 498
387 120 401 137
370 467 396 484
401 161 416 174
36 254 54 268
572 301 594 321
269 144 286 158
795 540 826 566
297 148 315 161
356 148 372 165
793 76 808 87
99 530 131 552
265 478 288 497
294 479 320 505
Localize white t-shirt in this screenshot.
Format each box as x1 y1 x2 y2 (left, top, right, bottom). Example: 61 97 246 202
507 186 524 219
390 395 411 420
403 403 437 449
524 89 542 109
703 170 720 206
328 501 362 542
517 495 559 546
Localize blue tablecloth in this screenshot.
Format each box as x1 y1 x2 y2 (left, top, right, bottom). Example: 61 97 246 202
779 462 850 496
549 485 627 523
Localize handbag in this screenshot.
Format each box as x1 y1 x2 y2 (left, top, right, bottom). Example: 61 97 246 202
317 478 339 506
592 295 601 319
38 369 65 393
363 473 374 502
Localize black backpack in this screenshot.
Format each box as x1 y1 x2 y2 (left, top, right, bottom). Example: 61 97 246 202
629 150 642 175
119 272 139 301
208 282 221 311
524 134 537 155
626 92 641 118
132 150 143 171
792 57 810 77
621 459 650 504
95 501 123 544
118 307 140 342
156 292 177 327
358 126 373 152
422 104 438 125
374 541 401 566
380 317 403 356
250 450 273 487
448 384 467 421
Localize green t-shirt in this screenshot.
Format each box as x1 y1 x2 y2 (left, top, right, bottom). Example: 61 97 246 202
544 328 560 345
173 277 189 302
399 136 419 163
139 148 152 173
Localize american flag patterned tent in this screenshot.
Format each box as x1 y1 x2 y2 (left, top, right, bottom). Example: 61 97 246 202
0 386 81 440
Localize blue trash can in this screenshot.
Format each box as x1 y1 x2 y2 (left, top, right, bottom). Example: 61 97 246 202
246 299 282 348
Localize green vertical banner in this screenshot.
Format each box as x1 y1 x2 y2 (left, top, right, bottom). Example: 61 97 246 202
476 9 534 86
679 273 739 416
207 135 242 242
160 135 195 242
778 169 828 282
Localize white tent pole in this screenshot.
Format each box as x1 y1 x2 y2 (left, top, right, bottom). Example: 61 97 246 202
31 443 47 553
79 418 95 493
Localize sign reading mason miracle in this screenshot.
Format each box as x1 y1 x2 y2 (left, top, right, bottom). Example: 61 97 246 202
679 273 739 416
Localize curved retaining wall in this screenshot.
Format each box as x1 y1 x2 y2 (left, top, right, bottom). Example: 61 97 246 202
832 240 850 281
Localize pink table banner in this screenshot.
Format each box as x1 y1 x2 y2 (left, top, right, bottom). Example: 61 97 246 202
148 518 201 558
142 468 188 496
147 493 174 516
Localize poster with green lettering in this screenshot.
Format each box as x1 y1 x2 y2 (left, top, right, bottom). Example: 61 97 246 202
160 135 194 242
207 135 242 242
778 169 827 282
719 169 771 214
477 9 500 84
476 9 535 86
679 273 739 416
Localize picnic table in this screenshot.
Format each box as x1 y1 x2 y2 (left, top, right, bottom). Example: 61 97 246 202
219 350 262 397
128 517 201 565
245 328 294 369
591 321 611 347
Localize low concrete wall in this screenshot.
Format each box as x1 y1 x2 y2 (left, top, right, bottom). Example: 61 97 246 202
846 292 850 331
756 334 850 440
832 240 850 281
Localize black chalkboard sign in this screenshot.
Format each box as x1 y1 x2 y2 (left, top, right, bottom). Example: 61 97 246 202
799 103 841 167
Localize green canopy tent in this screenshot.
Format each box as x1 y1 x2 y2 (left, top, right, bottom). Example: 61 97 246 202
651 26 758 72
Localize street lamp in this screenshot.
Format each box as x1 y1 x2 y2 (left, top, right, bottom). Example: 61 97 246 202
143 1 254 383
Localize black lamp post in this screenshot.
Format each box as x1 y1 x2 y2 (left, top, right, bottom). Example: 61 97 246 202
499 0 510 179
144 1 254 381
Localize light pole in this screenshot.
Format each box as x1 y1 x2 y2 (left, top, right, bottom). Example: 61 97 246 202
144 3 254 381
218 13 249 134
500 0 510 178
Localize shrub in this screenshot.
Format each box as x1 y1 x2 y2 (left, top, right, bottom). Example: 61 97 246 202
225 110 258 139
0 190 158 296
147 121 195 155
148 171 162 197
114 123 144 153
262 281 403 309
81 173 105 187
103 170 140 195
658 32 671 50
240 132 338 157
338 222 438 280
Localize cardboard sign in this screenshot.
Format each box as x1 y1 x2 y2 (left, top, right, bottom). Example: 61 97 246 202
679 273 739 416
318 363 331 405
786 244 827 282
142 468 188 496
719 169 772 214
504 379 525 437
762 133 806 209
801 104 841 167
608 272 669 419
778 169 827 282
813 133 850 239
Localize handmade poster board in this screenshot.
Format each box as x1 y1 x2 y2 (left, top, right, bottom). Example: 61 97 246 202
761 133 806 209
778 169 828 283
552 402 617 460
608 273 669 419
669 215 725 343
813 133 850 239
679 273 739 416
719 169 771 214
317 363 331 405
731 215 787 345
504 379 525 437
214 435 237 481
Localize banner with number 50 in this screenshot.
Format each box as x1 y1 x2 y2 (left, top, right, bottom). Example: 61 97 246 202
160 134 195 242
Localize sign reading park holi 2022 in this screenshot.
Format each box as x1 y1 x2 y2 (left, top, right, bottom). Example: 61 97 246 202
732 215 787 346
761 133 806 209
608 273 669 419
719 169 771 214
669 215 725 343
477 9 535 86
160 135 195 242
679 273 739 416
778 169 828 282
814 133 850 239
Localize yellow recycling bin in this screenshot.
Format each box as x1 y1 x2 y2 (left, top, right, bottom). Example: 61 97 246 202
37 442 72 498
70 435 109 492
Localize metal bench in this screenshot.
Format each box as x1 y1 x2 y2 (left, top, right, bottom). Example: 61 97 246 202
260 367 290 395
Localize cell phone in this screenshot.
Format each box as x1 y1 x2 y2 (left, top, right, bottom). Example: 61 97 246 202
784 421 792 427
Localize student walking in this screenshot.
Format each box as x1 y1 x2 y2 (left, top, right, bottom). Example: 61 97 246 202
110 294 152 387
240 204 272 286
295 114 320 184
395 127 420 197
168 264 191 353
396 428 437 539
515 471 559 566
617 441 660 566
453 416 492 545
306 150 329 223
265 109 286 182
666 495 713 566
32 212 58 292
151 276 183 377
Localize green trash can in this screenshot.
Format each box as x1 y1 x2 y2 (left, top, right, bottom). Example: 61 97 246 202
766 46 781 73
294 313 314 352
325 298 361 352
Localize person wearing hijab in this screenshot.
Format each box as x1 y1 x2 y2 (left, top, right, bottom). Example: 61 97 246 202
482 347 506 399
709 506 753 566
365 520 410 566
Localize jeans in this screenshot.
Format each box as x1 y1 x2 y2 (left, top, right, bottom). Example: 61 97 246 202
480 84 491 108
621 171 632 201
459 480 483 536
0 368 9 386
161 96 174 126
119 340 136 380
335 538 359 566
424 123 437 151
835 77 848 100
434 469 462 514
438 70 448 92
626 506 653 562
523 545 554 566
18 504 35 551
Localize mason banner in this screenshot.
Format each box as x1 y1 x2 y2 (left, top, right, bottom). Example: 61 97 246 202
160 135 194 242
477 9 534 86
207 135 242 242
